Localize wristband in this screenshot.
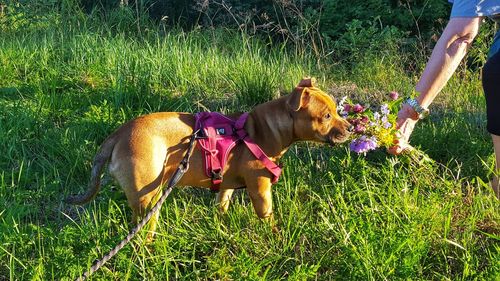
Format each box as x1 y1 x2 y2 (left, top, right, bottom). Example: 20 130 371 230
405 98 429 119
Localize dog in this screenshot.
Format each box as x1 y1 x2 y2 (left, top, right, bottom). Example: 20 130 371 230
66 78 351 238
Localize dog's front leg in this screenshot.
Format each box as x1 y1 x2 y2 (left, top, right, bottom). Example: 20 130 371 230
216 188 235 213
246 176 273 219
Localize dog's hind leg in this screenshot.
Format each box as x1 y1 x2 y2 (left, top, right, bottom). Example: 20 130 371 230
141 186 163 243
109 139 168 242
216 189 235 213
118 171 164 242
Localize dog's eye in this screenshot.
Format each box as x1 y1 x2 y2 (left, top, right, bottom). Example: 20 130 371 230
324 113 331 120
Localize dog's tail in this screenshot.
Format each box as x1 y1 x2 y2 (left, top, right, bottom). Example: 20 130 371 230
65 135 118 205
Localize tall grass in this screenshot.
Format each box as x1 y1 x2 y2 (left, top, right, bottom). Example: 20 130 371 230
0 6 498 281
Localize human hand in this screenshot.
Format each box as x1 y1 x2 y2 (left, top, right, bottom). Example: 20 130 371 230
387 103 419 155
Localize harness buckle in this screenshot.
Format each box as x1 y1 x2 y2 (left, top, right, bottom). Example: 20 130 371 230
211 169 223 182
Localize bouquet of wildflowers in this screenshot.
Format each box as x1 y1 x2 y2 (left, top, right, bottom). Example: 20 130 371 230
338 91 403 154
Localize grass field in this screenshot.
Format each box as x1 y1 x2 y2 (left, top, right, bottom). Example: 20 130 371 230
1 7 499 281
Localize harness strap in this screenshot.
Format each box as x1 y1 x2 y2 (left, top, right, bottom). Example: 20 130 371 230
235 113 282 183
196 112 282 191
195 113 225 190
206 126 223 186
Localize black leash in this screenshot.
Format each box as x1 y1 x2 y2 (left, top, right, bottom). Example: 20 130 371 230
75 130 199 281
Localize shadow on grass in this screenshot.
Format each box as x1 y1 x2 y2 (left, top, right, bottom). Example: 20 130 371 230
0 86 37 101
411 112 493 180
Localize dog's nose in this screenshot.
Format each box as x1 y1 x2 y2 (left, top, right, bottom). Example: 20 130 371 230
347 124 354 133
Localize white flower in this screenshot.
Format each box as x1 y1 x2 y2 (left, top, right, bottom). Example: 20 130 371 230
381 104 390 115
339 96 348 106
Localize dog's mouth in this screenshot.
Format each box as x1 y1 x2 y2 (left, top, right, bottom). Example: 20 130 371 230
326 132 350 145
325 119 353 145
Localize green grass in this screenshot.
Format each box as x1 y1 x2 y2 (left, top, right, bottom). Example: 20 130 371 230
1 9 499 281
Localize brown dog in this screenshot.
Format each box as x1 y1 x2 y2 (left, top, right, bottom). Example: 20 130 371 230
66 78 351 237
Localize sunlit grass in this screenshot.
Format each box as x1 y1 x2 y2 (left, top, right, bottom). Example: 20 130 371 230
0 8 499 281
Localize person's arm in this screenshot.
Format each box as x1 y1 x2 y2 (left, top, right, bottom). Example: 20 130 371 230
416 17 481 107
390 17 482 154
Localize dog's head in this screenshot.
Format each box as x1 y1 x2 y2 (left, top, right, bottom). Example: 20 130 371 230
287 78 352 145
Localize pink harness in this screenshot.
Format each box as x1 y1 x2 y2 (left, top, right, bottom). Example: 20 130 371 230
194 112 282 191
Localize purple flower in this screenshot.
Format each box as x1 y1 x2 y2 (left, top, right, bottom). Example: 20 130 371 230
344 104 352 113
354 124 366 133
349 136 379 154
384 122 392 129
389 91 399 100
353 104 364 113
373 112 380 120
360 116 369 124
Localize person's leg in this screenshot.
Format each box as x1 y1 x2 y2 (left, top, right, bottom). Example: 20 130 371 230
492 135 499 198
482 43 500 198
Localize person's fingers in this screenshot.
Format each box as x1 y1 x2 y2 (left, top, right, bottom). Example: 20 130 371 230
388 144 407 155
388 142 415 155
395 117 406 129
391 105 420 156
387 145 402 155
395 106 415 129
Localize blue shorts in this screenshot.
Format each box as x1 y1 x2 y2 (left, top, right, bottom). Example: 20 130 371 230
483 29 500 135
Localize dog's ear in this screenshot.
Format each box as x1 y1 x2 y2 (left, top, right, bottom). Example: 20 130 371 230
287 77 316 111
297 77 316 88
287 87 310 111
